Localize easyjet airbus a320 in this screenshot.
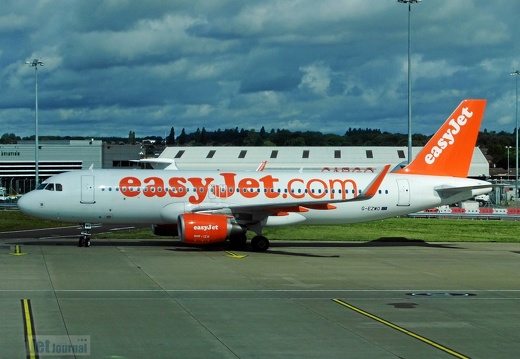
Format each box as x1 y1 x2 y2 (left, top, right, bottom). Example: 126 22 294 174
18 99 492 251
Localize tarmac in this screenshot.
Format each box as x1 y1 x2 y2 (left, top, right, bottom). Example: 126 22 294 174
0 227 519 358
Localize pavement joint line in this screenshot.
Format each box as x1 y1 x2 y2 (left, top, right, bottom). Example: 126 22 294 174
1 289 520 292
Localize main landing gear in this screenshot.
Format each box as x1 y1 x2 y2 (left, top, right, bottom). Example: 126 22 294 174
78 223 92 247
246 222 269 251
251 236 269 252
229 233 269 251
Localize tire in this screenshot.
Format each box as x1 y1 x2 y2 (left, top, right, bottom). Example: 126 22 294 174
251 236 269 252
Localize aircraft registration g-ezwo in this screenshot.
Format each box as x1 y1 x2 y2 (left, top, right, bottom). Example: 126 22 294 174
18 99 492 251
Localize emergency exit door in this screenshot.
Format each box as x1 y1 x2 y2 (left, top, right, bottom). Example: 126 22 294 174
396 179 410 206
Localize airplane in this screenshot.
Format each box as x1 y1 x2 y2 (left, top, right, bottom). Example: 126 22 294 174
18 99 492 251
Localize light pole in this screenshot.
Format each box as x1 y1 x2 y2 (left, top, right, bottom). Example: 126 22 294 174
398 0 421 164
506 146 511 180
26 58 43 186
512 70 520 201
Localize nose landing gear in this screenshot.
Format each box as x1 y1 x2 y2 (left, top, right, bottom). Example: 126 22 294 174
79 223 92 247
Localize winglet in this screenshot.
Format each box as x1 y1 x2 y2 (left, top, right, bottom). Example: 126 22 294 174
352 164 391 201
256 161 267 171
164 160 179 170
396 99 486 177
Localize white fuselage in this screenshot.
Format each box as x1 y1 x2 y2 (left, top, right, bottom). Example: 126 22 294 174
18 169 491 226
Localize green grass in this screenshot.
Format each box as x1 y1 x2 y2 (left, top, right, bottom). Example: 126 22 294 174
1 210 72 231
2 210 519 243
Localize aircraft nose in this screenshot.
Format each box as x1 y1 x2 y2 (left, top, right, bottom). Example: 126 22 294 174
17 192 40 216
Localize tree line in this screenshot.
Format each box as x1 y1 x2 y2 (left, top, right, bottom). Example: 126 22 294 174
1 126 518 169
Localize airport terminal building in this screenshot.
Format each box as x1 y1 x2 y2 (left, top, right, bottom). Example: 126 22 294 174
0 140 141 195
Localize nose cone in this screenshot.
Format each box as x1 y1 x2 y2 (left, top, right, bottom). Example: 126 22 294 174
17 191 41 217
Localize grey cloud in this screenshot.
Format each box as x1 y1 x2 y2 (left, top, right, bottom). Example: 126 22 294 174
1 0 520 139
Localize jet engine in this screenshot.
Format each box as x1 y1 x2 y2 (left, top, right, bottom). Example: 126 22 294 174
178 213 244 244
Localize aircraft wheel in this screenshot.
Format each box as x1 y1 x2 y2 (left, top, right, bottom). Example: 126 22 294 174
251 236 269 252
78 236 91 247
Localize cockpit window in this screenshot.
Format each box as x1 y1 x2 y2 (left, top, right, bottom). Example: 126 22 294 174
36 183 63 191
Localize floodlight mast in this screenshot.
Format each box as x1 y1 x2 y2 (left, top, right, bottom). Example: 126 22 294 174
397 0 421 164
26 59 43 187
511 70 520 202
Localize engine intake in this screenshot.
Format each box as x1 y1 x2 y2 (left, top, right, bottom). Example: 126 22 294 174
178 213 244 244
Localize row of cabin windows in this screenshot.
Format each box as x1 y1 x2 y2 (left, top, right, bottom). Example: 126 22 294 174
175 149 406 159
101 186 390 195
35 182 391 196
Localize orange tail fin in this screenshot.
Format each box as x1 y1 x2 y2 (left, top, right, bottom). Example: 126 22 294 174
396 99 486 177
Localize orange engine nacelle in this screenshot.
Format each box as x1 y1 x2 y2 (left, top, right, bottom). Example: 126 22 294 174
178 213 244 244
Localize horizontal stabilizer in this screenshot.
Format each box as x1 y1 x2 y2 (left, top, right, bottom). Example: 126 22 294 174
435 184 493 199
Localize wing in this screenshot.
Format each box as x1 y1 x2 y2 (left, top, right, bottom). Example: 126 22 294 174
186 164 391 215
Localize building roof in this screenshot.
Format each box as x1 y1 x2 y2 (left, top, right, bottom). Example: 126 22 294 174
157 146 489 177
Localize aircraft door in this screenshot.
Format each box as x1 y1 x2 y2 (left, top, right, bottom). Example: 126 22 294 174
81 175 96 204
396 179 410 206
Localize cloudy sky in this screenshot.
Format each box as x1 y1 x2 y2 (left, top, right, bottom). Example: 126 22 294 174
1 0 520 139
